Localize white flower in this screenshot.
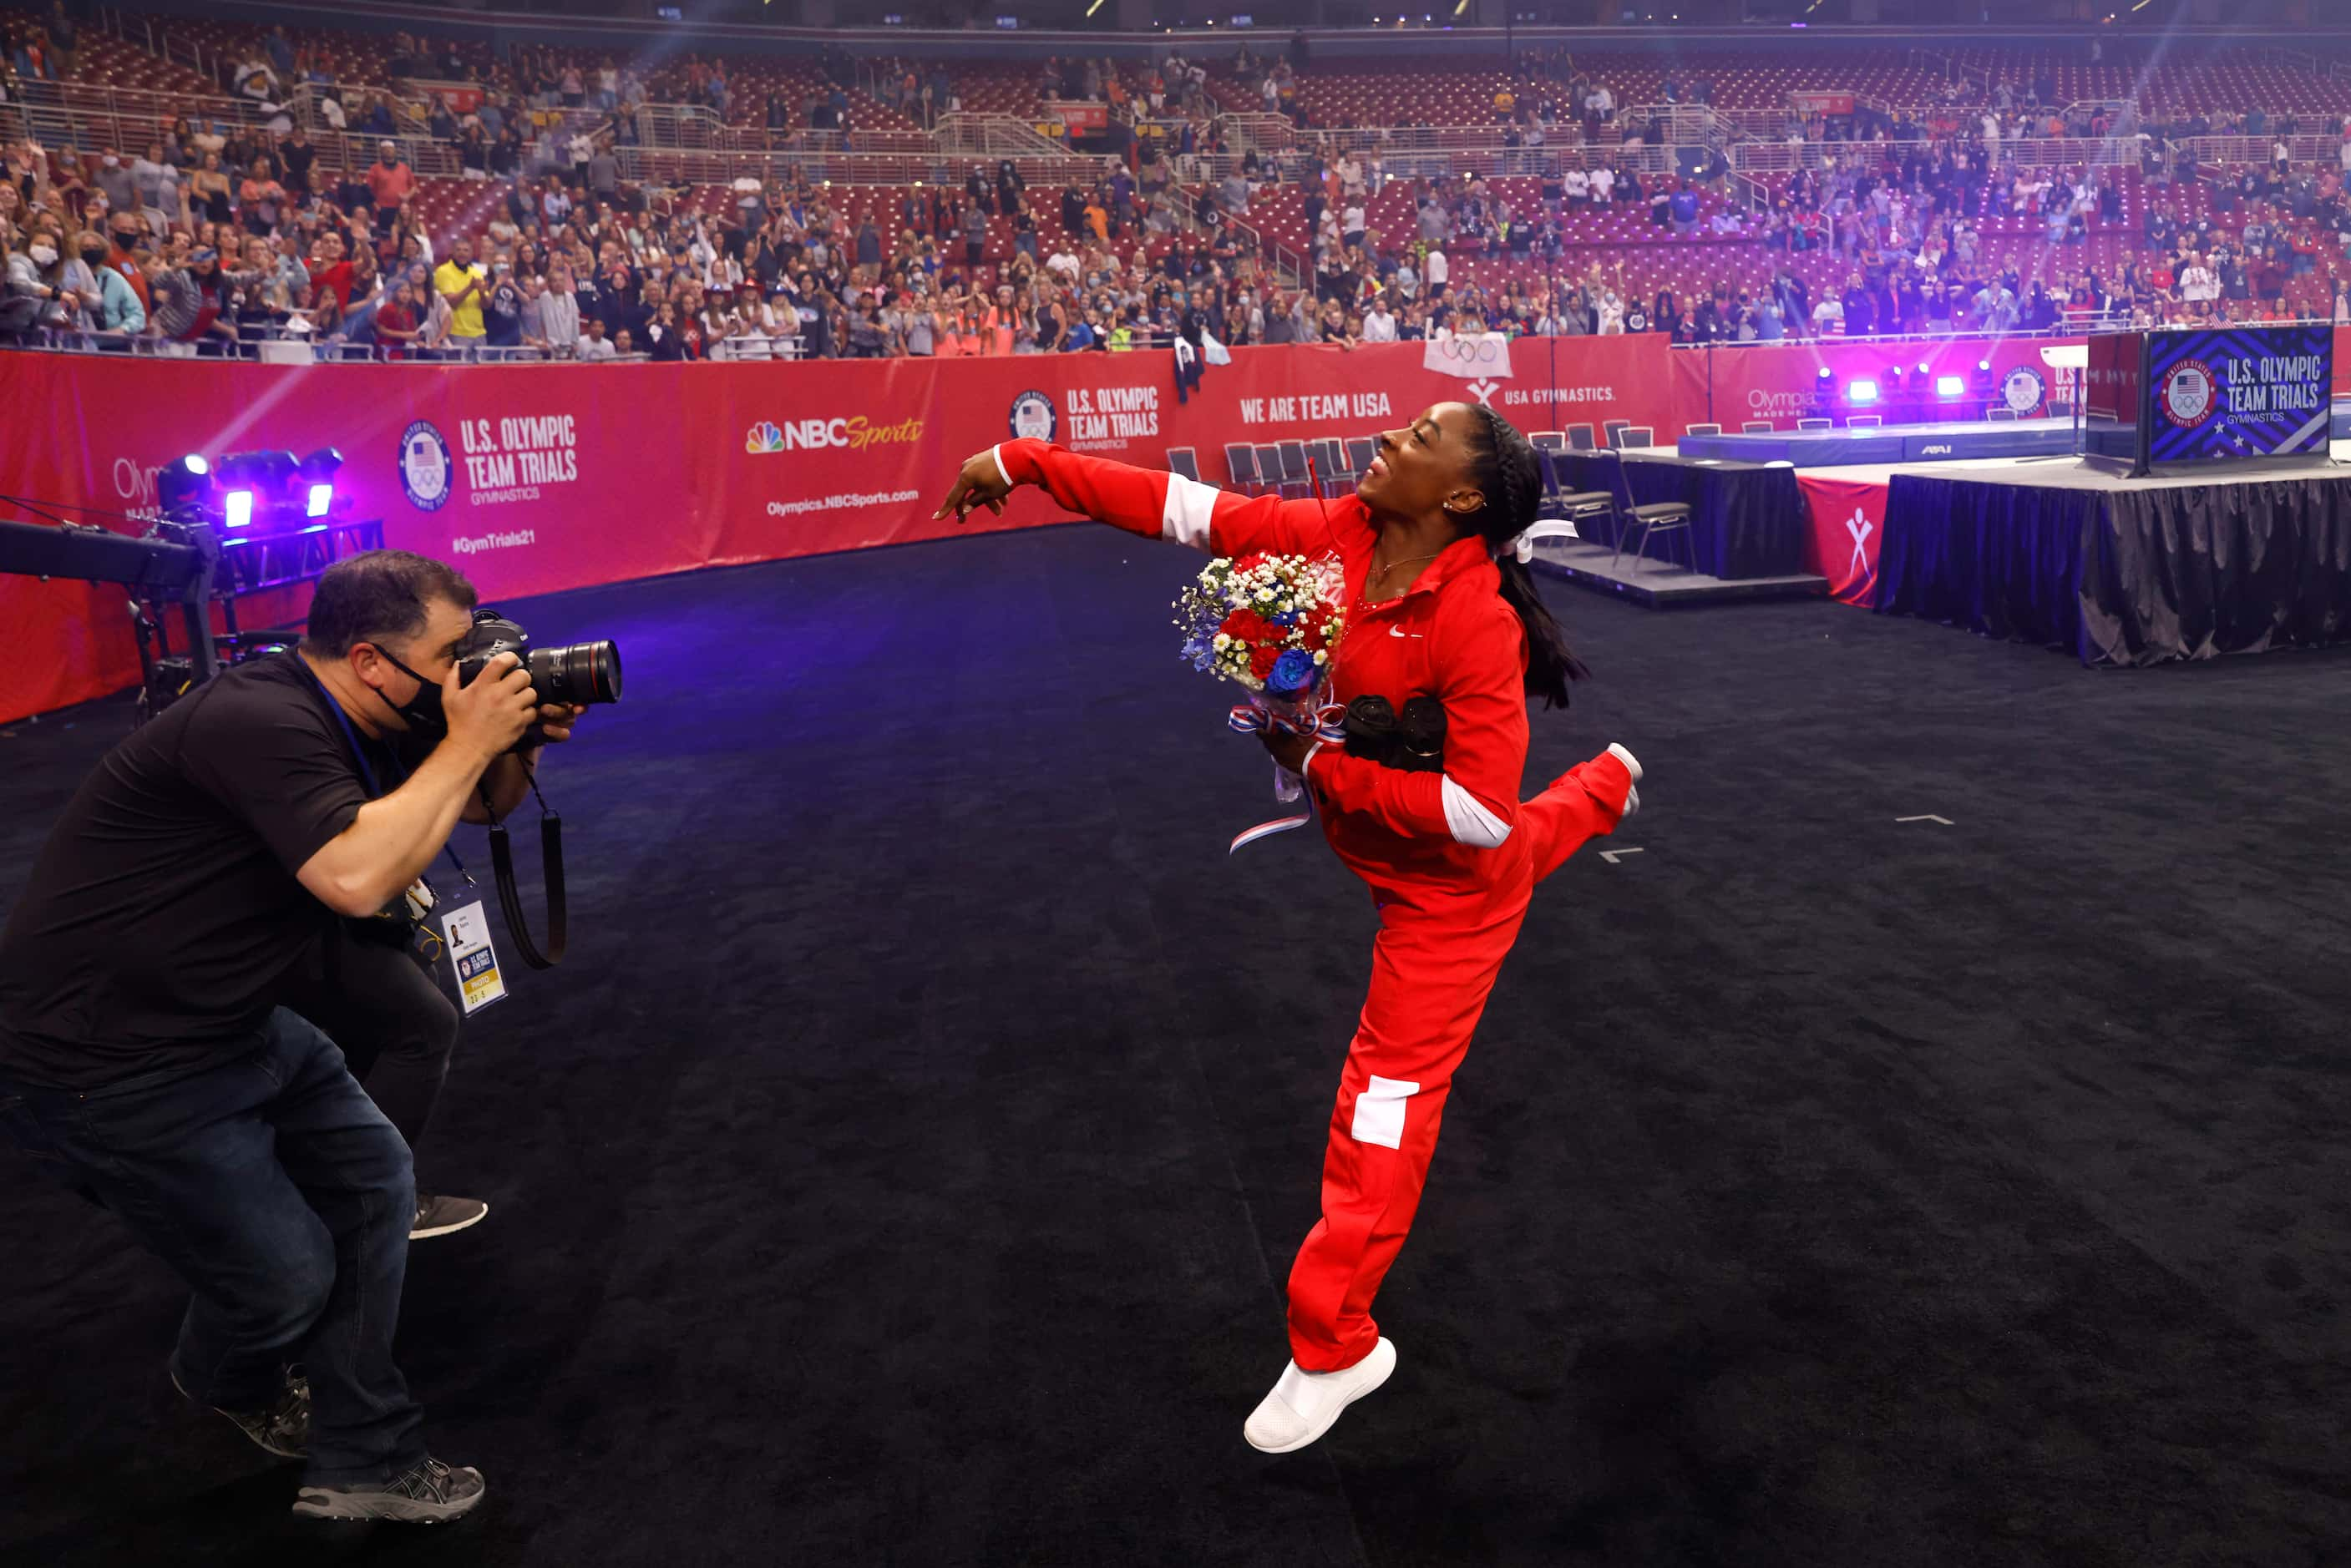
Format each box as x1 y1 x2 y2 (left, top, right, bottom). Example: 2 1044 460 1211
1213 633 1230 650
1313 650 1329 665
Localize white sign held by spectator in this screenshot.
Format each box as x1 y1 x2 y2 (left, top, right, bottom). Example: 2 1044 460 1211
1423 333 1514 382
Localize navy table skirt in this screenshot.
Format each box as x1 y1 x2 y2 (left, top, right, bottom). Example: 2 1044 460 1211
1552 451 1808 579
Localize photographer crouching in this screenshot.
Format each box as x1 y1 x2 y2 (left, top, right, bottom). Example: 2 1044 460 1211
0 549 587 1525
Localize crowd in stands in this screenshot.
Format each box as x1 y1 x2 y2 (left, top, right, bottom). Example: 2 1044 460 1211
10 17 2351 361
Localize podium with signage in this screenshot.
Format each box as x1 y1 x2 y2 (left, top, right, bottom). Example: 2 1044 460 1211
2085 326 2334 476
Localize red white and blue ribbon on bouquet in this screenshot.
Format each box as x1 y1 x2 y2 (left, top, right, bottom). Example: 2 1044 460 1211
1224 699 1347 855
1171 548 1350 855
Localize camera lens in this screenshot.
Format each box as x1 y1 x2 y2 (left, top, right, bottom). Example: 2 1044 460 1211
529 640 624 706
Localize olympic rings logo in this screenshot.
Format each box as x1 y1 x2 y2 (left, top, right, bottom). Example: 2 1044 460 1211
1429 336 1508 365
1420 333 1513 364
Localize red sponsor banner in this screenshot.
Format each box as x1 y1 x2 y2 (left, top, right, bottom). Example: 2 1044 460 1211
1045 102 1109 136
1795 473 1887 608
1789 91 1857 117
0 336 1675 721
413 80 486 114
1672 336 2080 429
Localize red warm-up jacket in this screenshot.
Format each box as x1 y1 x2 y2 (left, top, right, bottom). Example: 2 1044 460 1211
994 438 1533 894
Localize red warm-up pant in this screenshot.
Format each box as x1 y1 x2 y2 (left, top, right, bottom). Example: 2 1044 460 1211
1284 754 1629 1372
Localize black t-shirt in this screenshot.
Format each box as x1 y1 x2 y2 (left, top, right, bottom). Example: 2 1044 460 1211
486 280 524 346
0 655 420 1089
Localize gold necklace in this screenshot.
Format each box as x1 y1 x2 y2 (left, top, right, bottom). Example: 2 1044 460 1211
1360 549 1442 607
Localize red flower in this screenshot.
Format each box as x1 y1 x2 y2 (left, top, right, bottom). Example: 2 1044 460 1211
1249 645 1279 680
1222 608 1269 645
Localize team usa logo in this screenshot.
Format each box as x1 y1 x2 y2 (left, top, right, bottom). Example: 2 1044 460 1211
398 420 454 511
2000 367 2047 416
1008 390 1058 443
2159 359 2217 428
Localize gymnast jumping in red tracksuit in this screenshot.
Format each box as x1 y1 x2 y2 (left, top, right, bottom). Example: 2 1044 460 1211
935 400 1642 1454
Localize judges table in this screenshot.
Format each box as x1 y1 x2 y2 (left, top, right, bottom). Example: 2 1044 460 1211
1552 451 1809 579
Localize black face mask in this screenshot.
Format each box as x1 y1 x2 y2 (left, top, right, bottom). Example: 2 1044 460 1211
369 647 446 735
82 246 109 266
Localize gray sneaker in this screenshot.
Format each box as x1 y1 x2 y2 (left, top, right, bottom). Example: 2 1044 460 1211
410 1194 489 1240
170 1362 308 1460
291 1456 487 1524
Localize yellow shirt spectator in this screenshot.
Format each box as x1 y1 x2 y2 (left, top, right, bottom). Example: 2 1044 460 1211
433 257 489 340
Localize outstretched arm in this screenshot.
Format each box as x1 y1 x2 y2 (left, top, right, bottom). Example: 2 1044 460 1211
933 438 1359 559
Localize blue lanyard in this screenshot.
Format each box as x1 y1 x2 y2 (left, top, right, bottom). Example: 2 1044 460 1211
296 655 469 888
298 655 393 800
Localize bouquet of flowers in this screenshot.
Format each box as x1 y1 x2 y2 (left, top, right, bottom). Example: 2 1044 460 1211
1173 551 1349 809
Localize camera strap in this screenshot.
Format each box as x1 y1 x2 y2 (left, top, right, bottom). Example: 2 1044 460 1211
484 766 567 970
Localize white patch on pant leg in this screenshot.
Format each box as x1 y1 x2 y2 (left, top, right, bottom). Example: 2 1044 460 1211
1349 1075 1420 1151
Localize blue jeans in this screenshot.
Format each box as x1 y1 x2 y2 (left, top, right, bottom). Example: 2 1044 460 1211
0 1009 423 1484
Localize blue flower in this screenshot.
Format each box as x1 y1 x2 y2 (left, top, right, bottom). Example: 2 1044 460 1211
1266 648 1320 700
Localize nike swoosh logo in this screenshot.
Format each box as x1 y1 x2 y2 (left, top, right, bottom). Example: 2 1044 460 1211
1387 626 1423 639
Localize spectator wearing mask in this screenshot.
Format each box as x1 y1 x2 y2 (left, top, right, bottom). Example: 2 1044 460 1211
68 229 143 336
3 226 71 334
93 147 137 214
104 211 153 312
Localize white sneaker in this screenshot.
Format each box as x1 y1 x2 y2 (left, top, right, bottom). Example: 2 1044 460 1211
1607 741 1644 818
1243 1337 1397 1454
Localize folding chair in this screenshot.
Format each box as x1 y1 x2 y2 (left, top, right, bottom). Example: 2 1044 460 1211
1345 437 1376 474
1275 440 1313 498
1795 417 1833 431
1845 415 1882 429
1609 425 1654 449
1607 461 1694 576
1741 420 1774 432
1314 437 1350 489
1224 442 1263 492
1541 450 1617 531
1603 419 1632 446
1684 422 1721 437
1532 431 1568 453
1986 407 2019 422
1255 444 1299 498
1166 447 1202 482
1565 424 1597 451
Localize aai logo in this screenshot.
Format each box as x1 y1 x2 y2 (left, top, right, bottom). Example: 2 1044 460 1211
1008 390 1057 443
399 421 453 512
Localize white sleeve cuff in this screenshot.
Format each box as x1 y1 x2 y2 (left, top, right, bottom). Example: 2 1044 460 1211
990 443 1015 492
1440 776 1512 848
1162 470 1219 549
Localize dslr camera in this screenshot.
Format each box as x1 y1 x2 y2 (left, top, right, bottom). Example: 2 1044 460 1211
453 609 625 711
